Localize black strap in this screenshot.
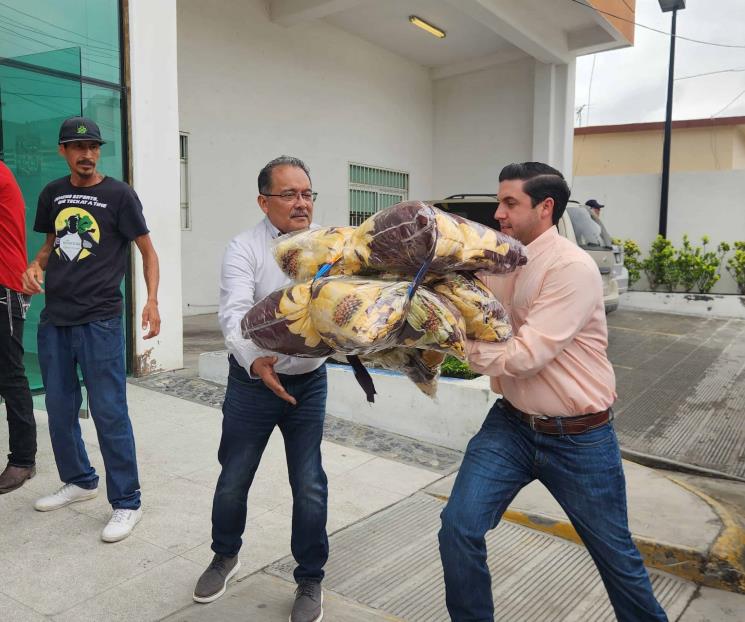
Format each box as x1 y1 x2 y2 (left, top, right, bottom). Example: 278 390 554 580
346 355 376 403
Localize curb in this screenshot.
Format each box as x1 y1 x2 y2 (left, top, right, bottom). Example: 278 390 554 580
621 447 745 484
427 475 745 594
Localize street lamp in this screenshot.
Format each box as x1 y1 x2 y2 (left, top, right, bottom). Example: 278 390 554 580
657 0 686 237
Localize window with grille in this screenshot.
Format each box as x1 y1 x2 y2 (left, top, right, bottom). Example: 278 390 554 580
348 163 409 226
180 133 190 230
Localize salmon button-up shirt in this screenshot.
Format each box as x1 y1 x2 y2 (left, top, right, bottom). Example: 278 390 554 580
466 226 616 417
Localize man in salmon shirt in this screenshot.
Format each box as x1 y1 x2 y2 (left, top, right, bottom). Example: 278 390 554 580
0 159 36 494
438 162 667 622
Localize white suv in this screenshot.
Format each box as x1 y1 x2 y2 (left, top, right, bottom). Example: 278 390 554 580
429 195 622 313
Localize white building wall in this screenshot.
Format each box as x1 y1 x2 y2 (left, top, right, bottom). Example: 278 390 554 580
572 170 745 293
432 58 535 198
128 0 183 371
177 0 434 315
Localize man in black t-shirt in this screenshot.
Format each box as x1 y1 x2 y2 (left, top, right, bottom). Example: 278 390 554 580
22 116 161 543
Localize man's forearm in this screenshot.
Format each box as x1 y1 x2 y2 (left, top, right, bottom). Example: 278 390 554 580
31 233 55 269
142 250 160 302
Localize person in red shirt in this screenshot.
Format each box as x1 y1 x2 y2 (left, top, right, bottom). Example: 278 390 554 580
0 159 36 493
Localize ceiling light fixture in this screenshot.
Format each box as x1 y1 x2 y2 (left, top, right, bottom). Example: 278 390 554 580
409 15 446 39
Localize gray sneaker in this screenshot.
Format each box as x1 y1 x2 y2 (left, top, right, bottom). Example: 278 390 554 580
193 554 241 603
290 581 323 622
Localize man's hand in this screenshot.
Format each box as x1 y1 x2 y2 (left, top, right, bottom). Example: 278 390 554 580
250 356 297 405
141 300 161 339
22 262 44 295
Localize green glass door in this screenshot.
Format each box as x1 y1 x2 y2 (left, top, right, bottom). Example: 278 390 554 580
1 49 85 390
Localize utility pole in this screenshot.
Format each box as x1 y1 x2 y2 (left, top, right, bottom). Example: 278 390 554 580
658 0 686 237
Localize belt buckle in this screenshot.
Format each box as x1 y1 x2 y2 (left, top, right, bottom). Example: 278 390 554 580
530 414 550 431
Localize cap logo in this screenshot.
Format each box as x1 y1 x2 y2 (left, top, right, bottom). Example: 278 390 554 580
76 124 87 135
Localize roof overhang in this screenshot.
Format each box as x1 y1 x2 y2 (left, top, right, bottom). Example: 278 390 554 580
269 0 635 77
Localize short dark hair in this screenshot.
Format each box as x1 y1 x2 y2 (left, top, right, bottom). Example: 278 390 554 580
498 162 571 225
258 156 311 194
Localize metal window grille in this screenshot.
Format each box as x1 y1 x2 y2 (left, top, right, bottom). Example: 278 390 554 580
180 133 190 230
348 163 409 226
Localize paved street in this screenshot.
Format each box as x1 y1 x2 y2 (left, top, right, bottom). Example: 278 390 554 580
607 309 745 479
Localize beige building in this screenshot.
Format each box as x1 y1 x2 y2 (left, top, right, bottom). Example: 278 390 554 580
574 116 745 176
571 116 745 294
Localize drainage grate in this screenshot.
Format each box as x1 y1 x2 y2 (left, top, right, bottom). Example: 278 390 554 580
266 493 694 621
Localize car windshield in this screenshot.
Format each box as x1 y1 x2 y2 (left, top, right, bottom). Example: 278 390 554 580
567 206 613 249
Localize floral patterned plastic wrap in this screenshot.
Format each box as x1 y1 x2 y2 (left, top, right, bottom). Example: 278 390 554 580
272 226 354 281
240 283 334 358
271 201 527 281
361 348 446 398
308 277 410 354
426 272 512 342
343 201 527 275
310 276 466 358
241 276 467 360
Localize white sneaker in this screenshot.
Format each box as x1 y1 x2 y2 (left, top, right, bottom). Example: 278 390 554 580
34 483 98 512
101 507 142 542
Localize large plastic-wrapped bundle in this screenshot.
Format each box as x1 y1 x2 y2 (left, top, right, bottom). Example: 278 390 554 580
361 348 446 398
344 201 527 275
272 226 354 281
241 283 333 358
427 273 512 342
241 276 467 360
271 202 527 281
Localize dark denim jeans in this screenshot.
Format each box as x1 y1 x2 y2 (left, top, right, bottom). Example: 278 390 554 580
211 356 328 583
439 399 667 622
0 288 36 467
38 316 140 510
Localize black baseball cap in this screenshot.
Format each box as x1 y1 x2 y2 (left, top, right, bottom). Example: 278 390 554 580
58 116 106 145
585 199 604 209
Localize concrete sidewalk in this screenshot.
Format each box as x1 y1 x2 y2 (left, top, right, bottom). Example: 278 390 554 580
0 384 442 620
2 379 745 620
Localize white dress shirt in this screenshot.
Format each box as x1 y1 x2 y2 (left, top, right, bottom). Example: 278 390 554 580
219 217 326 377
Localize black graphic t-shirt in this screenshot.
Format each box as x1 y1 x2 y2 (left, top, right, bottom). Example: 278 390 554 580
34 176 149 325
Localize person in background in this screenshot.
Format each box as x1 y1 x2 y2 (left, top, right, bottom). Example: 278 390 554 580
22 116 160 542
585 198 604 218
0 159 37 494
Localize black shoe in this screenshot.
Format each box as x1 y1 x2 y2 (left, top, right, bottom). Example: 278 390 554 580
0 463 36 494
193 554 241 603
290 580 323 622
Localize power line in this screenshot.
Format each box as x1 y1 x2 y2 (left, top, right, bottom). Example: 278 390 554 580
710 86 745 118
567 0 745 49
586 55 597 126
675 68 745 81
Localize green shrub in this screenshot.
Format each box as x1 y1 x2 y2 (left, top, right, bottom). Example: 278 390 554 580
620 239 642 288
727 241 745 294
697 238 729 294
440 355 480 379
643 235 679 292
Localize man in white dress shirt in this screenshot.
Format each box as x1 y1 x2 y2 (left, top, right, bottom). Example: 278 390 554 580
194 156 327 622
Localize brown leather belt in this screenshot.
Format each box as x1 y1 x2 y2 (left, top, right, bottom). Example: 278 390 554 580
501 399 613 435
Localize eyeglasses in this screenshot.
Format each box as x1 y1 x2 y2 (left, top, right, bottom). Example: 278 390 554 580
261 191 317 203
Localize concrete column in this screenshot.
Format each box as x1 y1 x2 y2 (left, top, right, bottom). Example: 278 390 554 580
127 0 183 373
532 59 576 182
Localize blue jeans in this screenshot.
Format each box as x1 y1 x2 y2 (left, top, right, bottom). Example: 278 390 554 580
211 356 328 583
438 400 667 622
38 317 140 510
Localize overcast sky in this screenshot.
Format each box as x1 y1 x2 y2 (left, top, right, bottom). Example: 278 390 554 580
574 0 745 126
